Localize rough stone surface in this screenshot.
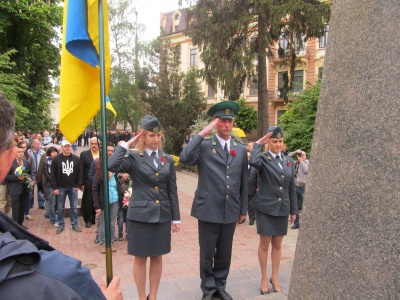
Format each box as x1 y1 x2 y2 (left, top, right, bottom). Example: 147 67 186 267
289 1 400 299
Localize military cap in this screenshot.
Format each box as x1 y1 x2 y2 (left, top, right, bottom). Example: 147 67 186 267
207 101 240 120
267 125 284 138
141 115 161 133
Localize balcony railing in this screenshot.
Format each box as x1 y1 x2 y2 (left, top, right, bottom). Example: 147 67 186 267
268 47 310 60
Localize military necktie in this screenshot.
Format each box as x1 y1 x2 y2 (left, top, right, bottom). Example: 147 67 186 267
151 151 159 167
275 155 282 169
224 143 229 160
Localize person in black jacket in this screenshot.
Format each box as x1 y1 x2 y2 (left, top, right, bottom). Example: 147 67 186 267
42 147 59 227
50 140 83 234
80 137 100 228
5 145 33 228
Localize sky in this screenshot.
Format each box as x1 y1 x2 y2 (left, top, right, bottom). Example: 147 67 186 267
134 0 190 42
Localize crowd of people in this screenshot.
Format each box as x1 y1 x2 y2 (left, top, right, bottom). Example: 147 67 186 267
0 127 137 237
1 91 310 300
0 92 122 300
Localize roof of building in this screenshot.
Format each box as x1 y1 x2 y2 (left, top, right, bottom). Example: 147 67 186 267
161 8 189 36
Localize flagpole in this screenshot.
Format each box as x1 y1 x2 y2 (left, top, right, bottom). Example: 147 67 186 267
98 0 113 284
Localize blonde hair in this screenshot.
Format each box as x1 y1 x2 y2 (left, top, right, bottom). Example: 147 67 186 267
133 129 165 152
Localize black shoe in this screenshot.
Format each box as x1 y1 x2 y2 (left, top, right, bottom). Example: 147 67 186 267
22 225 29 230
85 222 92 228
93 235 100 244
56 227 64 234
249 219 255 226
201 295 213 300
270 278 282 292
72 225 82 232
214 290 233 300
260 287 269 295
291 224 299 229
118 233 123 241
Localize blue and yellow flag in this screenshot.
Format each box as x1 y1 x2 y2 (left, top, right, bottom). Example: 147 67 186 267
59 0 116 142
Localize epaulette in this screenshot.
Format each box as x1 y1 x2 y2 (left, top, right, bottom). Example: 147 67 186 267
233 139 246 147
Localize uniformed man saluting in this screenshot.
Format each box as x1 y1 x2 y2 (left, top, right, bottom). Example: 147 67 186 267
180 101 248 300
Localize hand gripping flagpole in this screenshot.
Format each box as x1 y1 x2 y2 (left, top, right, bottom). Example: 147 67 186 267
98 0 113 284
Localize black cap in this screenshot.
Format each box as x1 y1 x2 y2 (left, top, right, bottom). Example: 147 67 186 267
267 125 284 138
141 115 161 133
207 101 240 120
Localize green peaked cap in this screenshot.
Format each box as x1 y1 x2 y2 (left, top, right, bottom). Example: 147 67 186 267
207 101 240 119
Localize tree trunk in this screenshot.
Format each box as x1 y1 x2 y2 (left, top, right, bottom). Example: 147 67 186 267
257 13 268 139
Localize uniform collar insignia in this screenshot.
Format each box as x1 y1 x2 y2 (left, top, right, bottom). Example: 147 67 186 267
139 151 144 156
212 141 217 146
267 155 272 161
233 141 237 147
283 156 287 161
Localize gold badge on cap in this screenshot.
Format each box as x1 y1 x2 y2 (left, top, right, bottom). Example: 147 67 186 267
153 127 159 133
276 133 282 138
225 109 230 114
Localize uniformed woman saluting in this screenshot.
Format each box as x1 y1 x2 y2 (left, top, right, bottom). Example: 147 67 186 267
108 115 181 300
249 126 297 295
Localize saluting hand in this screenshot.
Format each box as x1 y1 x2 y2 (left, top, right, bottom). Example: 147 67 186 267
126 131 143 148
199 118 218 138
256 132 273 145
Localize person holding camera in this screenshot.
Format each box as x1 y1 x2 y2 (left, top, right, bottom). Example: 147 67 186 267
288 150 309 229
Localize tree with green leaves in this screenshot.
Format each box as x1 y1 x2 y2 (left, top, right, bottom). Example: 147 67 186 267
185 0 330 139
0 50 30 128
108 0 148 130
143 38 206 155
234 98 258 134
0 0 62 131
279 81 320 155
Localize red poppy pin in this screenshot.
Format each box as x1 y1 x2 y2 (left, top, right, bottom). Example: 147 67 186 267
287 161 291 167
230 150 236 156
161 157 166 163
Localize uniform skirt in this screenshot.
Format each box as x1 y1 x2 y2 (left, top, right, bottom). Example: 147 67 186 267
127 220 171 257
256 210 289 236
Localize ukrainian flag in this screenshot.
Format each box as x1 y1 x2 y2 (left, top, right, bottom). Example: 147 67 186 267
59 0 116 143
